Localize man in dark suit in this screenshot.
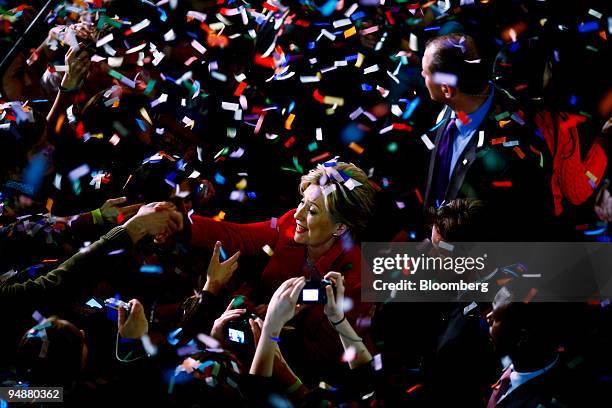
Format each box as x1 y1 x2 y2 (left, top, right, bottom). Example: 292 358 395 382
421 34 554 240
484 284 596 408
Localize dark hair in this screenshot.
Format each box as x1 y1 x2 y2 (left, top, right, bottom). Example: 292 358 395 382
493 282 560 352
16 317 84 388
427 199 488 242
425 34 489 95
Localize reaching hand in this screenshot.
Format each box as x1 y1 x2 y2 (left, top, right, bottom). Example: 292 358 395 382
122 202 183 243
61 46 90 90
210 301 247 345
595 189 612 222
203 241 240 295
118 299 149 339
263 277 305 334
100 197 143 225
323 271 345 323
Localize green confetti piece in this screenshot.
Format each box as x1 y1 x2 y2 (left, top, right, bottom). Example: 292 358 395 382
494 111 511 121
292 156 303 174
342 263 353 271
387 142 399 152
143 79 156 95
308 142 318 152
108 69 124 80
567 356 584 369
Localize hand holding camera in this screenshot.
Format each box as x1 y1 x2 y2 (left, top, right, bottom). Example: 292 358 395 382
263 277 306 335
116 299 148 339
211 300 249 346
323 271 345 324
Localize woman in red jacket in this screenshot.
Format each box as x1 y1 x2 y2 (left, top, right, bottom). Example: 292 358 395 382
187 159 376 383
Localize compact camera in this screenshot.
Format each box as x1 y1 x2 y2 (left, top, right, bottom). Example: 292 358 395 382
298 278 335 304
225 313 257 345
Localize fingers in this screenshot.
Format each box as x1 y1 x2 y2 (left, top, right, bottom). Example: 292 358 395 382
106 196 128 206
212 241 221 261
118 305 126 326
120 203 144 218
129 299 144 316
225 299 236 312
249 318 261 345
225 250 241 264
288 277 306 302
325 284 335 307
217 309 246 326
324 271 341 283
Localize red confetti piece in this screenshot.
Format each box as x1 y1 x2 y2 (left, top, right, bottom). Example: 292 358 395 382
513 146 525 159
406 384 423 394
393 123 413 132
310 152 331 163
313 89 325 103
492 181 512 188
254 53 276 69
457 111 471 125
263 2 279 11
491 137 507 145
414 188 423 205
234 81 247 97
284 136 296 148
385 11 395 25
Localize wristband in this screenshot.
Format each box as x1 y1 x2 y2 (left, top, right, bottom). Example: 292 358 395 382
59 85 80 93
329 315 346 326
285 378 303 394
91 208 104 225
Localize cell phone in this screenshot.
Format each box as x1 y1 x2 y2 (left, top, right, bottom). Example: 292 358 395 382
298 278 335 304
105 297 131 312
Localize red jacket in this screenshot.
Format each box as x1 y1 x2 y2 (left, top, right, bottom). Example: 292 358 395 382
536 111 607 216
190 209 374 365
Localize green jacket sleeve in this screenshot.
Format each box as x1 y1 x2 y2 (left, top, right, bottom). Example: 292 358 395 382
0 226 133 310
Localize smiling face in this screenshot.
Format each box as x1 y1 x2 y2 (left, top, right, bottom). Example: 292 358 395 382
294 184 340 248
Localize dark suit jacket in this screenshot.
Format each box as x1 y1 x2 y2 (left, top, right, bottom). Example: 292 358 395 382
424 86 554 240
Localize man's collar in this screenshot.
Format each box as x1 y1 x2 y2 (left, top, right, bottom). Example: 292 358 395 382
452 83 495 136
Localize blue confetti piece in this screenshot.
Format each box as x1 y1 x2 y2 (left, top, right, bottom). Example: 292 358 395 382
247 191 257 199
578 21 599 33
167 328 183 346
136 118 146 132
361 84 373 91
409 231 416 240
584 226 607 236
214 172 226 185
402 96 420 120
86 298 103 309
350 11 366 21
424 26 441 32
219 246 227 261
1 398 7 408
569 95 577 106
158 7 168 22
140 265 163 274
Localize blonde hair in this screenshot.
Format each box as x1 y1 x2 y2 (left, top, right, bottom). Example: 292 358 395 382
299 162 375 238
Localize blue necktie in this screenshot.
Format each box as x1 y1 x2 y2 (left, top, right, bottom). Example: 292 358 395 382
435 117 457 205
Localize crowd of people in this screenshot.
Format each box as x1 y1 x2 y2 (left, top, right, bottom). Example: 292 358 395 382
1 0 611 406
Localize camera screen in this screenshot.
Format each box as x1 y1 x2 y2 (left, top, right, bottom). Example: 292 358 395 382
228 328 246 344
302 289 320 302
